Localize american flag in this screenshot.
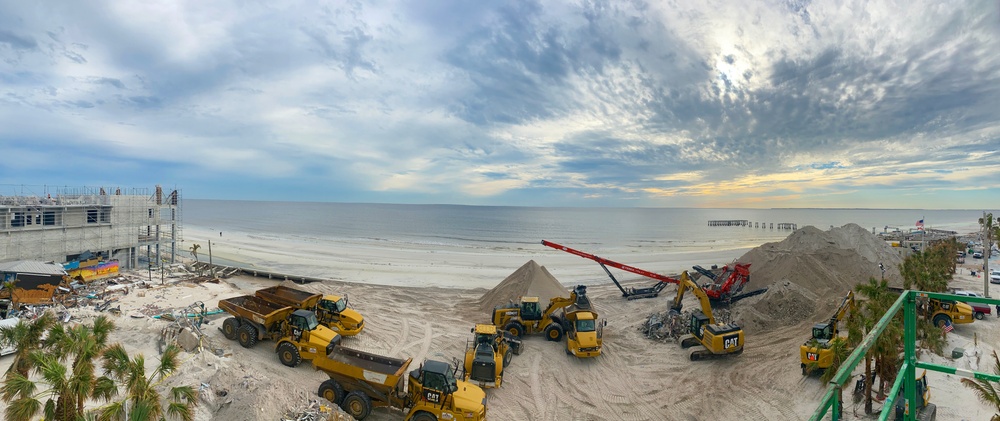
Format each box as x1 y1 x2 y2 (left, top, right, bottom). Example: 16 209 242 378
942 322 953 333
916 218 924 229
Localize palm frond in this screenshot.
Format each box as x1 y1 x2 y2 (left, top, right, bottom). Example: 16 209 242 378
4 396 43 421
166 401 195 421
1 372 37 401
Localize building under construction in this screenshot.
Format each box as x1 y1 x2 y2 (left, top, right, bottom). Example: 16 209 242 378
0 184 182 269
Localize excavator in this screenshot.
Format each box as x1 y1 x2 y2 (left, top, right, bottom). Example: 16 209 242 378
669 271 744 360
691 262 766 303
800 290 855 375
543 240 765 303
492 285 586 341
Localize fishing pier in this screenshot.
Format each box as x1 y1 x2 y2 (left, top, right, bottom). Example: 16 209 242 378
707 220 798 230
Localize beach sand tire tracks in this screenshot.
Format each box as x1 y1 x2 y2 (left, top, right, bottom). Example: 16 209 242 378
529 351 548 420
388 318 410 356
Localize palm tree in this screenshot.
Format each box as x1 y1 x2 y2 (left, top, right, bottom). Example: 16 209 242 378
0 316 116 421
97 344 197 421
979 213 1000 295
188 244 200 262
854 277 902 413
2 279 19 315
962 350 1000 421
0 312 56 378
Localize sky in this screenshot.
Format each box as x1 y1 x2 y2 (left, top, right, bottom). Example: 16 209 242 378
1 0 999 208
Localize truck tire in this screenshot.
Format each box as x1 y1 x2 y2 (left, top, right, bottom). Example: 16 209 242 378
277 342 302 367
238 323 259 348
932 314 951 329
544 324 564 342
503 347 513 368
411 411 436 421
318 379 344 405
975 312 985 320
222 318 240 340
504 321 524 338
341 390 372 420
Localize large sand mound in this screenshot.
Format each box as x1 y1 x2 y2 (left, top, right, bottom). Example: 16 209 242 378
732 223 904 333
477 260 570 312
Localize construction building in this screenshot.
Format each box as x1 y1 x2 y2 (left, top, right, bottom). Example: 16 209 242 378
0 185 182 269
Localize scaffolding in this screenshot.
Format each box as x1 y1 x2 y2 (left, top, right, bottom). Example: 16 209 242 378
0 184 183 269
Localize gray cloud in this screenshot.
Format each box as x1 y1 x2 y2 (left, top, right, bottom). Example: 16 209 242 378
0 29 37 50
0 0 998 207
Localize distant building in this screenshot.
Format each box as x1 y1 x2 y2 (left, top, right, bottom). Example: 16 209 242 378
0 185 181 269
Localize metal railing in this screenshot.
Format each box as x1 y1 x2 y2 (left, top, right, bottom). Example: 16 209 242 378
811 290 1000 420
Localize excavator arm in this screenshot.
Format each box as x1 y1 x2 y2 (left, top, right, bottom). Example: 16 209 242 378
669 272 715 324
828 291 855 336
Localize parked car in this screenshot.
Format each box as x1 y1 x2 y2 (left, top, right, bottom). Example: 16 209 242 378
953 290 992 319
973 251 983 259
991 272 1000 284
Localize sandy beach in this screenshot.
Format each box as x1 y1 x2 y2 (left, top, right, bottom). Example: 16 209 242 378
3 224 997 420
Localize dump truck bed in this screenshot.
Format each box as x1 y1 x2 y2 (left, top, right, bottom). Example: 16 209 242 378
218 295 294 327
255 285 323 309
314 346 412 390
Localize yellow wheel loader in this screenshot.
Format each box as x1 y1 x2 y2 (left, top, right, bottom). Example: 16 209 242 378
491 285 587 341
462 324 521 388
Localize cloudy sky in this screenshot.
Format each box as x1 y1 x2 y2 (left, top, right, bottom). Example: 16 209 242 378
1 0 998 208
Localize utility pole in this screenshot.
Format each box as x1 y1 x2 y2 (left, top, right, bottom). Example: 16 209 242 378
984 211 991 298
208 240 216 279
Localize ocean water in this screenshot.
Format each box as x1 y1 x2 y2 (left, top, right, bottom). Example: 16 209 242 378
182 200 989 255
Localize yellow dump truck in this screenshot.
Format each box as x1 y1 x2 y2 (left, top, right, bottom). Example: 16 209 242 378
218 295 341 367
313 346 487 420
554 285 605 358
255 285 365 336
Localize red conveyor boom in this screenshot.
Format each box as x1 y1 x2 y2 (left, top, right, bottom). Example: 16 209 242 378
541 240 679 300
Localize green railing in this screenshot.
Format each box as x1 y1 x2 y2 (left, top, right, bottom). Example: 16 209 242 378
810 290 1000 421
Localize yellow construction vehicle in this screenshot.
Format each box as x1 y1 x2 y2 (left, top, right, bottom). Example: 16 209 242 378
894 370 936 421
553 285 605 358
462 324 521 388
669 272 744 360
491 285 586 341
218 295 341 367
801 291 855 375
256 285 365 336
314 347 487 420
889 287 974 329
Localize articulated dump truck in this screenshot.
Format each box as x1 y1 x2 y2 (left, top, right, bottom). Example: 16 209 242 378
218 295 341 367
313 346 487 421
255 285 365 336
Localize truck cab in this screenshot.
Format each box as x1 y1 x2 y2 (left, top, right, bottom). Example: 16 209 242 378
563 308 604 358
317 294 365 336
408 360 487 421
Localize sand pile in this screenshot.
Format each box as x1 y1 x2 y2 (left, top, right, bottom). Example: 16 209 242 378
732 223 904 333
477 260 570 312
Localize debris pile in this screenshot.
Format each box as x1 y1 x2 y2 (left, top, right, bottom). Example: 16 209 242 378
641 308 734 341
